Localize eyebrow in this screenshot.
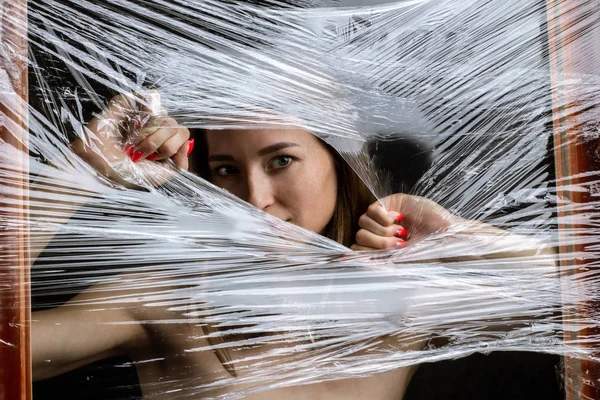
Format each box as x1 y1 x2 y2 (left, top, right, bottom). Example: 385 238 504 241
208 142 300 162
257 142 299 156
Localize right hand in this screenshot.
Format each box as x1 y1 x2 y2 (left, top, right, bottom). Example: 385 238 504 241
71 92 193 186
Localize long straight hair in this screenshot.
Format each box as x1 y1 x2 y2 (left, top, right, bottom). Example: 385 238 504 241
190 129 375 375
320 142 375 248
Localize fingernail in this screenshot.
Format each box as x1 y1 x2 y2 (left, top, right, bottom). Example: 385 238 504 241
395 228 408 238
396 239 406 248
124 144 134 156
187 139 195 156
131 150 144 163
147 152 160 161
395 214 404 224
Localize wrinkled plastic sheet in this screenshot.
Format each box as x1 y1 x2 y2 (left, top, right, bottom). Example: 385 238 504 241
1 0 600 399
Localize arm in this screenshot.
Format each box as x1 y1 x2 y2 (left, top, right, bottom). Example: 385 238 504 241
30 93 193 380
32 283 147 381
29 92 192 264
352 193 556 261
345 193 558 330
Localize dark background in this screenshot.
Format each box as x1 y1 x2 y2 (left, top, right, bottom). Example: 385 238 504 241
29 0 563 398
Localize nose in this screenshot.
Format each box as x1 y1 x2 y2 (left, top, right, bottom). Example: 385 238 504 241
246 170 275 211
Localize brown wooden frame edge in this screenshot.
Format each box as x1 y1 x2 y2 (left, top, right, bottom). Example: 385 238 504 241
546 0 600 399
0 0 31 400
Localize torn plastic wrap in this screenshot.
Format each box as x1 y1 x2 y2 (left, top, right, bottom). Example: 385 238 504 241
1 0 600 399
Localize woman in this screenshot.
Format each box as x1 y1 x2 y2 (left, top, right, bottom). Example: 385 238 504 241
31 94 552 399
67 93 439 251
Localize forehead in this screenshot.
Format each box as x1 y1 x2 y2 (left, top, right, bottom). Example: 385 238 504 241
204 125 319 153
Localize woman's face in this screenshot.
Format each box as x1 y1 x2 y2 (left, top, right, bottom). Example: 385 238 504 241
204 126 338 234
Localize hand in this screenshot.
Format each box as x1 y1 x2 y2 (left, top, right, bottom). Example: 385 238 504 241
123 111 193 170
71 92 193 185
351 193 461 251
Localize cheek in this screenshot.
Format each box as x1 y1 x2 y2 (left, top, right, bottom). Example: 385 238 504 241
284 158 337 233
314 170 338 232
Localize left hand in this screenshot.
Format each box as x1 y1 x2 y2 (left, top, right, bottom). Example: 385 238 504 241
351 193 461 251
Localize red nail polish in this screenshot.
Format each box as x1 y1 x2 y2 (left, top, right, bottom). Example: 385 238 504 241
395 214 404 224
396 239 406 248
395 228 407 238
187 139 195 156
131 150 144 163
124 144 134 156
147 152 160 161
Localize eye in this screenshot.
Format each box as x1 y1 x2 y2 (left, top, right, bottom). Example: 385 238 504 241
213 165 240 176
268 156 293 170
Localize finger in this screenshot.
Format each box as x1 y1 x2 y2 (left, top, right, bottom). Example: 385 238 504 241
170 139 193 170
132 118 180 159
138 112 173 133
351 241 406 252
350 244 374 251
365 201 401 227
383 194 458 237
154 126 191 160
355 228 405 250
358 213 399 237
113 91 167 145
139 115 177 138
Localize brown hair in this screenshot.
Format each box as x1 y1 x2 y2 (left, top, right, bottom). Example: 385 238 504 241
319 142 376 247
190 129 375 375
